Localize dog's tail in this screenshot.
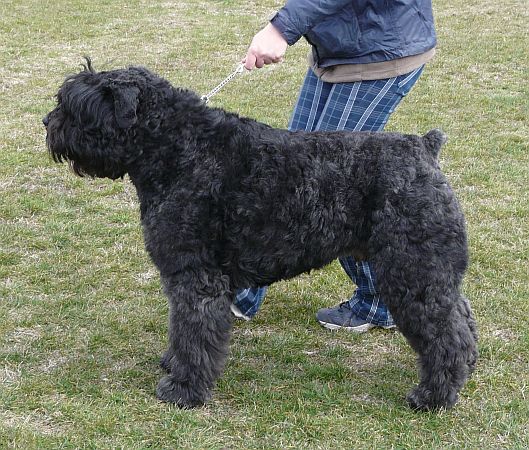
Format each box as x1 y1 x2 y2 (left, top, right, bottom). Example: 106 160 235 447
422 129 447 159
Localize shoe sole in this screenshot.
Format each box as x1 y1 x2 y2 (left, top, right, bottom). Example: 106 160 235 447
318 320 396 333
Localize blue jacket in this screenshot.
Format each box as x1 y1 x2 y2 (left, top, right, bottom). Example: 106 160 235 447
270 0 437 67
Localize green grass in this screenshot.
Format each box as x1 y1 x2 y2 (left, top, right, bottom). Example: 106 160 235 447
1 0 528 448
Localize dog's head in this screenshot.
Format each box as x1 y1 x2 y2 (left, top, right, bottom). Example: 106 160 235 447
44 58 175 179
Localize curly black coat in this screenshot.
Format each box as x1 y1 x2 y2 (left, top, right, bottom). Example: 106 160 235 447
44 61 477 410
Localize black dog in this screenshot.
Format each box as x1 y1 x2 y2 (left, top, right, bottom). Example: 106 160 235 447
44 60 477 410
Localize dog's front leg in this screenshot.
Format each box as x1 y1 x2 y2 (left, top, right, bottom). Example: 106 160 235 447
156 271 233 408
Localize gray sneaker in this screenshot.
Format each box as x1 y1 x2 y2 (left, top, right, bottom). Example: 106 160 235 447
316 301 396 333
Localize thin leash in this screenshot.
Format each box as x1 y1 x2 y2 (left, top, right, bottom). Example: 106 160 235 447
201 63 245 104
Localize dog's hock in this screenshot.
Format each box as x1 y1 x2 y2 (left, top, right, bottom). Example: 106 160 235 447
109 81 140 128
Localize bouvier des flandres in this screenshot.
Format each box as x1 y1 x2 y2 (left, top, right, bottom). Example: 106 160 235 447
44 60 477 410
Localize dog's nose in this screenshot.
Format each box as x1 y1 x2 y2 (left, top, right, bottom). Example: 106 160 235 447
42 115 49 127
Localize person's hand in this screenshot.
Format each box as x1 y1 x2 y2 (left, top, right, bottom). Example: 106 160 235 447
243 23 288 70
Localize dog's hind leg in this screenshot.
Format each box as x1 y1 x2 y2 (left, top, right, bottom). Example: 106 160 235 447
156 270 233 408
397 288 477 411
371 241 478 410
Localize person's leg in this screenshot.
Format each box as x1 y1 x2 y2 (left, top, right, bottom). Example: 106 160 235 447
312 67 424 133
230 286 268 320
314 66 425 331
232 69 333 319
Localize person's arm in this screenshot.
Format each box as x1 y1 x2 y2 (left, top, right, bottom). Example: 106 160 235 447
244 0 352 70
271 0 352 45
243 23 288 70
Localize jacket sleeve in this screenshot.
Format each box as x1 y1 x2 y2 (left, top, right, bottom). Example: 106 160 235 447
270 0 352 45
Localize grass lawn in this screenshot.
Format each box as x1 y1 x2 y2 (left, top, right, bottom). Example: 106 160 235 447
1 0 528 448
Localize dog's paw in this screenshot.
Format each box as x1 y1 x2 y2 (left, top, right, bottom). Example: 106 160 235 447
406 385 457 411
156 375 210 408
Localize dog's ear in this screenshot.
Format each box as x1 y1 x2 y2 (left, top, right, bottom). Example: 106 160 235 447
109 81 140 129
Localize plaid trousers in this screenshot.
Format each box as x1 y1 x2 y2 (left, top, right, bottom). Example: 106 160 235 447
234 66 424 324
